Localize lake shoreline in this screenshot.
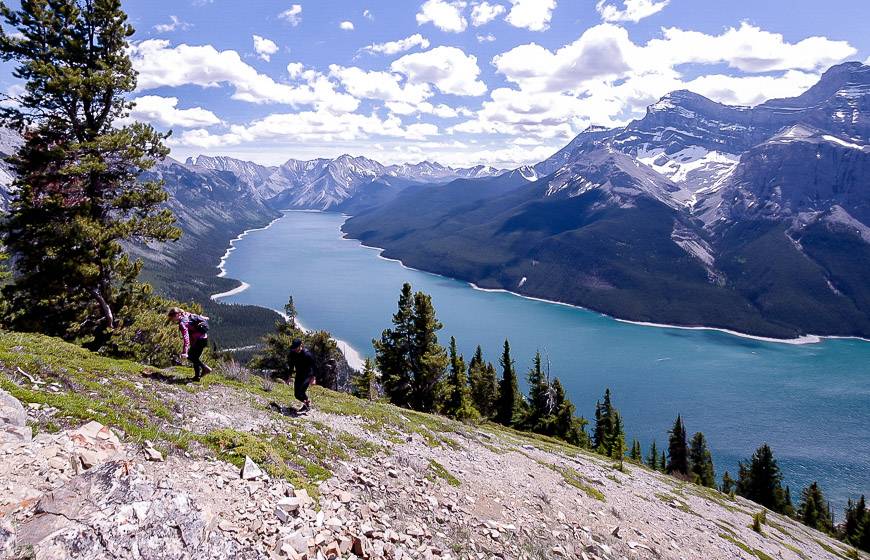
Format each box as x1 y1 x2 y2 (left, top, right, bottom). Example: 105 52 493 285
211 210 366 370
340 219 870 347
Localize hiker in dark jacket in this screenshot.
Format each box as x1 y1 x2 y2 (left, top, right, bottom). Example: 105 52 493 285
287 338 316 413
168 307 212 381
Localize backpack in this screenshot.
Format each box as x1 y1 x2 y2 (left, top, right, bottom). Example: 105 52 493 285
188 314 209 334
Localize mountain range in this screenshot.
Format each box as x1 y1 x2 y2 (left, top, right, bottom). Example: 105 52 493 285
0 61 868 339
342 61 870 339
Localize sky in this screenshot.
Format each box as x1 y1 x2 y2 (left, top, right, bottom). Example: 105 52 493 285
4 0 870 167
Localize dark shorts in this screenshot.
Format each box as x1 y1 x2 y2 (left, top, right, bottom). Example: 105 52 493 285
294 372 314 402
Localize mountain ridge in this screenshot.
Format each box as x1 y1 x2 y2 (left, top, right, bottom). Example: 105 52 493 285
341 61 870 339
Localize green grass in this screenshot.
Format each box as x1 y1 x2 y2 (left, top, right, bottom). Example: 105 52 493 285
539 462 606 502
0 331 382 495
719 534 774 560
0 331 192 448
815 539 854 560
427 459 460 487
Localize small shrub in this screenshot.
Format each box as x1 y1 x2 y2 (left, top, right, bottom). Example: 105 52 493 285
752 510 767 533
261 375 275 393
216 359 250 383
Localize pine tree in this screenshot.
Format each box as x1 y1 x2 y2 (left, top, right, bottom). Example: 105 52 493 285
524 351 550 431
550 378 588 447
843 495 866 546
736 443 788 513
666 414 689 477
284 296 298 329
373 284 414 407
647 440 659 470
607 410 626 460
352 358 379 400
444 337 477 420
721 471 735 495
409 291 448 412
593 388 616 455
468 346 499 418
659 451 667 473
783 485 795 518
798 482 834 534
688 432 716 488
860 513 870 553
496 340 522 426
0 0 180 344
629 439 642 463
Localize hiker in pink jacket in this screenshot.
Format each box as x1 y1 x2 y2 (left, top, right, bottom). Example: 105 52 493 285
167 307 213 380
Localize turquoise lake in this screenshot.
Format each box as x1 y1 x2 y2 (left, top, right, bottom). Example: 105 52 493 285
217 210 870 510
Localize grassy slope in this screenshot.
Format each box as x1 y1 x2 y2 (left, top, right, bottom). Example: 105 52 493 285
2 331 864 560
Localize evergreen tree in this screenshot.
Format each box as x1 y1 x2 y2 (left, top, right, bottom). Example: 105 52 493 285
593 388 617 455
496 340 522 426
0 0 180 344
284 296 298 329
352 357 379 400
783 485 795 518
659 450 667 473
721 471 735 495
736 444 788 513
798 482 834 534
647 440 659 470
688 432 716 488
550 378 588 447
666 414 689 477
607 410 626 460
629 439 642 463
444 337 477 420
373 284 414 407
524 351 551 431
843 496 866 546
409 291 448 412
468 346 499 418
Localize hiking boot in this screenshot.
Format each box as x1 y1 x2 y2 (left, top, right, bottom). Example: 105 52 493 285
299 401 312 414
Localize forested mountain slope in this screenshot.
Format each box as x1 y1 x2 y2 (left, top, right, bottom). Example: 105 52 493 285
342 62 870 340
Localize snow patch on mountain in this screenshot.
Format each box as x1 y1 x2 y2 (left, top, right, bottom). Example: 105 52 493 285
636 146 739 207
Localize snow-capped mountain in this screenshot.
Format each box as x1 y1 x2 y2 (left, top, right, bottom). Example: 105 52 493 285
257 155 504 209
343 61 870 339
185 155 278 197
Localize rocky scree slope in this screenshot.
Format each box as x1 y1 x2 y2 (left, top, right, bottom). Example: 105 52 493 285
343 62 870 339
0 332 862 560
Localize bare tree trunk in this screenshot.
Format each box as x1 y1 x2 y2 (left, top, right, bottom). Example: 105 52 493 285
90 286 114 328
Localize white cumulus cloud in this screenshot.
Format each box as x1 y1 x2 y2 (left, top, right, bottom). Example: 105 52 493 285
128 95 221 128
130 40 359 114
471 2 505 26
340 21 355 31
505 0 555 32
416 0 468 33
453 22 856 143
278 5 303 26
361 33 430 55
391 46 487 96
477 33 496 43
252 35 279 61
595 0 669 23
176 109 439 149
329 65 432 104
644 23 857 72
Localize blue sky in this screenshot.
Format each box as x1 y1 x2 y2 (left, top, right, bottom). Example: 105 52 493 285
5 0 870 167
